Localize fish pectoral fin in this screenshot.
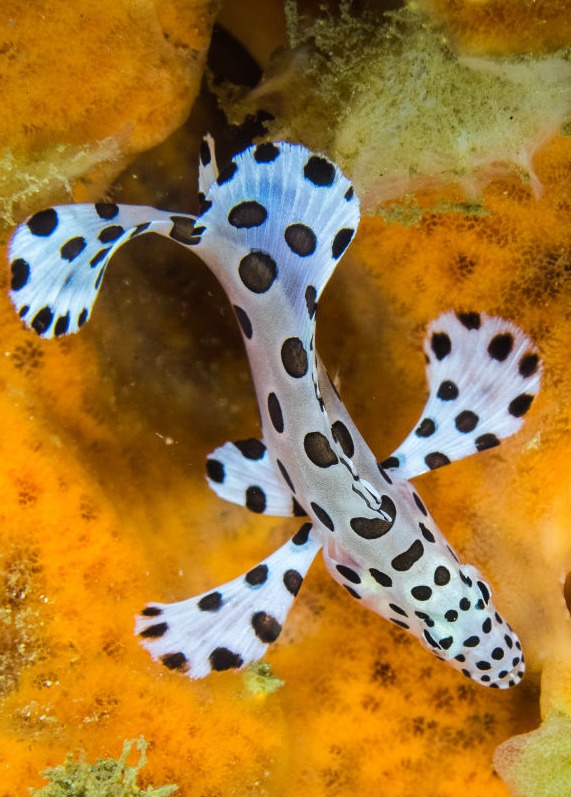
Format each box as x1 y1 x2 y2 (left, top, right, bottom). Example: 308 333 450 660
135 523 321 679
8 202 198 338
381 311 542 480
205 438 308 517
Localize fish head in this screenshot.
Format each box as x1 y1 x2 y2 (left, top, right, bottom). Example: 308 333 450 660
417 562 524 689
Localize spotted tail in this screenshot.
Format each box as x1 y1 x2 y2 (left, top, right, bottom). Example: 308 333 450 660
8 139 359 342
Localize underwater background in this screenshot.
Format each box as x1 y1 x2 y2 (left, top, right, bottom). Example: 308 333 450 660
1 0 571 794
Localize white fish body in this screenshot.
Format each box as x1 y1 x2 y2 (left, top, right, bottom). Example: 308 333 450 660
7 139 541 688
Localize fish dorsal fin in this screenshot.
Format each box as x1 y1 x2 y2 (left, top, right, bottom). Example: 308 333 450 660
198 133 219 199
382 311 542 479
193 142 360 329
206 438 307 517
8 203 190 338
135 523 321 679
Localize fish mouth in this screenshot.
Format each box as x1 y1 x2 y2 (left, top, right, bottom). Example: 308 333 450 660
421 620 526 688
450 638 525 689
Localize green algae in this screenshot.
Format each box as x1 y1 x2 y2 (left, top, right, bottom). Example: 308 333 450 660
494 711 571 797
243 661 285 695
0 138 121 231
376 196 489 225
222 3 571 211
0 545 47 696
30 738 177 797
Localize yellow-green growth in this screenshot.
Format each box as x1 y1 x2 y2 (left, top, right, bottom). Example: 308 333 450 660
0 138 120 232
0 546 48 696
494 711 571 797
227 3 571 211
30 738 177 797
243 661 285 695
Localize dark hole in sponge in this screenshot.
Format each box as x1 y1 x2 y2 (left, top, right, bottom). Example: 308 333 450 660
563 572 571 616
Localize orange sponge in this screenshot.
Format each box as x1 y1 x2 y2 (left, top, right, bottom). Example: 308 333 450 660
1 3 571 795
0 0 218 226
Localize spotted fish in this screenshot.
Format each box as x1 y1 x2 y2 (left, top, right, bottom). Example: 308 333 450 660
7 138 542 688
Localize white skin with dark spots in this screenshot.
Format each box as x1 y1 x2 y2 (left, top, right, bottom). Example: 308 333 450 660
7 139 541 687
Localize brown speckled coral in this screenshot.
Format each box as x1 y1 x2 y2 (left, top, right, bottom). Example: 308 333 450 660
2 2 571 796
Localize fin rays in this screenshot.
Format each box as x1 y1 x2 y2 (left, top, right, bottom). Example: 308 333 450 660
135 525 321 678
206 438 305 517
8 203 195 338
385 311 542 479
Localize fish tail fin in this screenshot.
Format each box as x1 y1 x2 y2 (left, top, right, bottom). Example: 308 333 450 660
8 141 360 340
192 142 360 324
135 523 321 678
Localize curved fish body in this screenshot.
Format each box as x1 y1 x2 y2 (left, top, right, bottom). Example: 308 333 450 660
7 138 541 687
